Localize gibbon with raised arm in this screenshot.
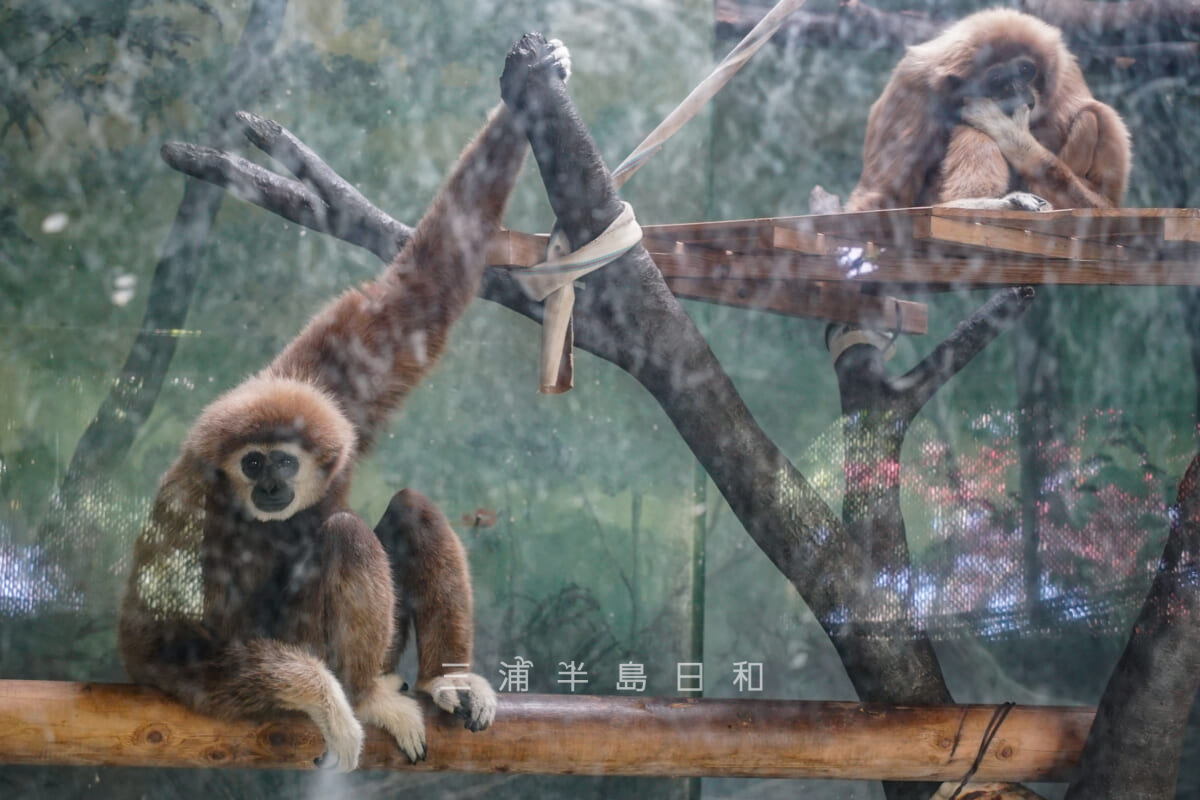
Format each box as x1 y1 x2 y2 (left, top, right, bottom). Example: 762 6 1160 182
845 8 1130 212
119 33 571 773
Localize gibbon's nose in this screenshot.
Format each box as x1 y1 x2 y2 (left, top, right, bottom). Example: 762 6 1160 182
252 470 295 512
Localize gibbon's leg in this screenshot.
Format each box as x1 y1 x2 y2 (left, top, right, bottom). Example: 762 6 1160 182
312 511 428 764
936 126 1051 211
374 489 497 732
962 99 1115 209
936 125 1012 202
200 639 366 772
1058 108 1099 181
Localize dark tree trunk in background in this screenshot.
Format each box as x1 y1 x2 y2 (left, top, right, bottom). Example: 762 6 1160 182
35 0 291 586
1065 453 1200 800
1013 305 1066 630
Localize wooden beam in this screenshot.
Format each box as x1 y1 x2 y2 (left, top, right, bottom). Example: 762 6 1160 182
914 215 1125 261
0 680 1095 782
664 276 928 334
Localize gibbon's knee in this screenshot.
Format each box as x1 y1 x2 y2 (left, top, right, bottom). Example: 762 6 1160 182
374 489 468 573
317 511 395 700
374 489 474 680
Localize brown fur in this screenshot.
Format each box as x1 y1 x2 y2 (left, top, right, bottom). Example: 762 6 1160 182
117 43 547 766
845 9 1131 211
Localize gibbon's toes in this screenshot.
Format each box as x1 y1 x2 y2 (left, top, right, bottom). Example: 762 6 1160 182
546 38 572 82
397 725 428 765
361 688 427 764
1003 191 1051 212
429 673 498 732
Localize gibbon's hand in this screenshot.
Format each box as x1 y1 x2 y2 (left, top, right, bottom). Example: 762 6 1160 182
499 33 571 113
962 97 1035 154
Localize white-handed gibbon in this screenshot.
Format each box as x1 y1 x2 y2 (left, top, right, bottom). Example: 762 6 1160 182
845 8 1131 212
119 33 571 772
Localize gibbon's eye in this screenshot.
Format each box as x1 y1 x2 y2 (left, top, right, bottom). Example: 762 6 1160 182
271 450 299 479
241 451 266 480
1018 59 1037 82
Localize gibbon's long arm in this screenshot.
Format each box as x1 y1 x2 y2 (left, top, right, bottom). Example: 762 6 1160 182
265 109 528 452
266 36 569 452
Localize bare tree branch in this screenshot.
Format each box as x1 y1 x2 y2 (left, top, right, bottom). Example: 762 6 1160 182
896 286 1037 415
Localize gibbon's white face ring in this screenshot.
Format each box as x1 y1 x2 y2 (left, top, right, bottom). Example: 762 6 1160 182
221 441 327 521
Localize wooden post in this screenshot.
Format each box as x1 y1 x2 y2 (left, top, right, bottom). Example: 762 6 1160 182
0 680 1094 782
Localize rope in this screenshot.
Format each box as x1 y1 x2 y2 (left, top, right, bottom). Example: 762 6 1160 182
512 0 809 391
947 702 1016 799
611 0 809 188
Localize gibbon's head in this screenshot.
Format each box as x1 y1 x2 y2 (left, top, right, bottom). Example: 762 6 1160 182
908 9 1078 124
185 376 356 521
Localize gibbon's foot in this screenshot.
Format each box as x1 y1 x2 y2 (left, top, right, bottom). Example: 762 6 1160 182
1001 191 1051 211
938 192 1051 212
500 32 571 111
313 704 366 772
423 672 498 733
357 674 428 764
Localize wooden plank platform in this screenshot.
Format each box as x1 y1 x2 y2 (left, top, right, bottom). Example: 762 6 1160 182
0 680 1094 781
489 208 1200 332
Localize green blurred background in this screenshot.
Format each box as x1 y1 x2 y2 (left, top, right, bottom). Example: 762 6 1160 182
2 0 1199 797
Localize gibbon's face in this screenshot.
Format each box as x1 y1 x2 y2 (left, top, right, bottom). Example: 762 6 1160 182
949 54 1042 119
221 441 327 521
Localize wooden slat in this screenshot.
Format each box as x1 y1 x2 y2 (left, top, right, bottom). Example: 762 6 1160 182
487 229 548 267
0 680 1093 782
868 257 1200 288
1165 216 1200 243
772 224 832 255
489 210 1200 292
914 215 1126 262
665 276 928 334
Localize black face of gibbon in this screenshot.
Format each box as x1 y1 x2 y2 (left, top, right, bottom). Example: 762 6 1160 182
240 448 300 513
946 55 1041 119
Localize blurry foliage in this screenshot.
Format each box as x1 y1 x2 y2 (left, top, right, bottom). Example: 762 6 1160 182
2 0 1200 798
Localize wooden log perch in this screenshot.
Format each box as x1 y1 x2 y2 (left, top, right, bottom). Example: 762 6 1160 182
0 680 1095 782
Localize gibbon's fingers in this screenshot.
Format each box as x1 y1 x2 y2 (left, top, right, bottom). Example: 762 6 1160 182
423 672 498 732
545 38 572 82
357 676 427 763
960 97 1013 137
1010 103 1032 132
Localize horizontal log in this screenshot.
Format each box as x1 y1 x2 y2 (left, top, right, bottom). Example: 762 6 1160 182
0 680 1095 782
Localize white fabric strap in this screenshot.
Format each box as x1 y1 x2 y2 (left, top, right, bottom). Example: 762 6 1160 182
512 201 641 301
511 202 641 392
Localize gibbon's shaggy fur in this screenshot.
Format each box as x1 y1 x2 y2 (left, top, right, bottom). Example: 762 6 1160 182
845 8 1131 211
119 33 571 772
